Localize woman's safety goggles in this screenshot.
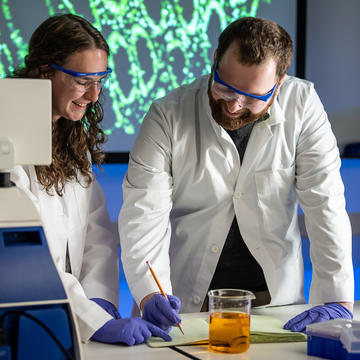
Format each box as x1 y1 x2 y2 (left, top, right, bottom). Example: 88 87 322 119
50 64 112 91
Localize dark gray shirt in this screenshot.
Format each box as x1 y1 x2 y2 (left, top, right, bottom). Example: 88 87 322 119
208 119 268 292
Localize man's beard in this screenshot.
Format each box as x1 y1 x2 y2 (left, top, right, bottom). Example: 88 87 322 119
207 79 273 131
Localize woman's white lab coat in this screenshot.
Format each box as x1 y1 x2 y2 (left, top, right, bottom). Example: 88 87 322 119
11 165 119 342
119 75 354 313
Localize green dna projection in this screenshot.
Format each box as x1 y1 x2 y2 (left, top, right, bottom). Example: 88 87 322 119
0 0 270 139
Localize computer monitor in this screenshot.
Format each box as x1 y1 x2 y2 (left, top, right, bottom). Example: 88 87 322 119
0 78 52 171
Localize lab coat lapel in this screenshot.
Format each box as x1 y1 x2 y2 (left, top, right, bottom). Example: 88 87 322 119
237 100 285 185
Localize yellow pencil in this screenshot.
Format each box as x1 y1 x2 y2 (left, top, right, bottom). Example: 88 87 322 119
146 260 184 335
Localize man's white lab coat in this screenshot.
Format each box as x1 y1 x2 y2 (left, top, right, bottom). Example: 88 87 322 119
11 165 119 342
119 75 354 313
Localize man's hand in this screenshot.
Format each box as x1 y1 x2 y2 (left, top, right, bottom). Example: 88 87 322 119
142 293 182 332
337 302 353 313
140 292 159 312
284 302 353 333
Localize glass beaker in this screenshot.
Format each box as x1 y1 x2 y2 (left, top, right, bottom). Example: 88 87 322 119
208 289 256 353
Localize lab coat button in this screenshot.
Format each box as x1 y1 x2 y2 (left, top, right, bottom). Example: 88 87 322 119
211 245 219 253
193 296 201 304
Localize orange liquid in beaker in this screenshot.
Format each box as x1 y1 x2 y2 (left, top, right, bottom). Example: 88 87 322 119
209 312 250 353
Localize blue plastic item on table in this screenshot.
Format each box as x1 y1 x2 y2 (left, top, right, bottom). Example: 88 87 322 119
306 319 360 360
340 323 360 359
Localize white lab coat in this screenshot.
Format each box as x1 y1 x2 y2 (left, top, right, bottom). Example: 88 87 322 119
11 165 119 342
119 75 354 313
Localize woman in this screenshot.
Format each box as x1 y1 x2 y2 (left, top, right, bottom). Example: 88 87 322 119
9 13 174 345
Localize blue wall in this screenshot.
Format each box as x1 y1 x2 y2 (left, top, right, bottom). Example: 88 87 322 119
94 159 360 317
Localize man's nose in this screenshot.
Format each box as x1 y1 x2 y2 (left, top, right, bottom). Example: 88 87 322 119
227 97 244 112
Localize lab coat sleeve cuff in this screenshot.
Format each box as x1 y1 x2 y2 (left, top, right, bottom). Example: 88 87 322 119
309 288 355 305
131 279 172 309
82 282 119 312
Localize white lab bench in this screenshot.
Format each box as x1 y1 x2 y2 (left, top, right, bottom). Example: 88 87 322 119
83 301 360 360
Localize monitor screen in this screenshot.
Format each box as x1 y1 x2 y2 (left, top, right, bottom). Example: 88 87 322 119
0 0 298 156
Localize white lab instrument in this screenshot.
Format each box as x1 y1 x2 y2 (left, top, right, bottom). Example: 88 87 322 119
0 79 82 360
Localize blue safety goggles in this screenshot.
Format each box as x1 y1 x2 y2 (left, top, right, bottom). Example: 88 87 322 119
213 62 277 102
49 64 112 77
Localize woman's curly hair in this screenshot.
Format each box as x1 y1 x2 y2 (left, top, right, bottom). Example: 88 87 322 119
12 13 109 196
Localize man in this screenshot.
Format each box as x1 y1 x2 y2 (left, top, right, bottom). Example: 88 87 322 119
119 17 354 332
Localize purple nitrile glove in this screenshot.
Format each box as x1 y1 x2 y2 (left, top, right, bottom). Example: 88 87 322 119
90 298 121 319
284 303 353 333
142 294 181 333
91 317 172 345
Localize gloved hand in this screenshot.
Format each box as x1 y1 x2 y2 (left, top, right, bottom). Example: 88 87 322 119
90 298 121 319
284 303 353 333
142 294 181 333
91 317 172 345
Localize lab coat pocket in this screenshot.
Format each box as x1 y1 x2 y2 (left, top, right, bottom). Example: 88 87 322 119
255 166 297 236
